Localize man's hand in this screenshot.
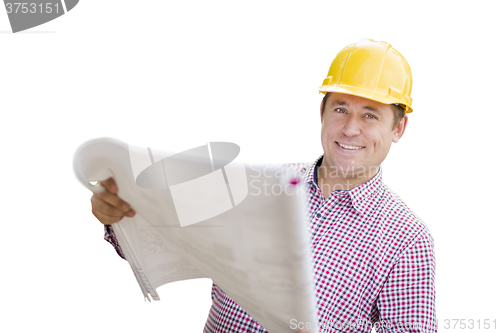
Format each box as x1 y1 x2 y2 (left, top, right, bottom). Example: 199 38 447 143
90 177 136 225
297 329 313 333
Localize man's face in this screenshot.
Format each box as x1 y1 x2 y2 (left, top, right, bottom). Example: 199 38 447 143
320 92 407 178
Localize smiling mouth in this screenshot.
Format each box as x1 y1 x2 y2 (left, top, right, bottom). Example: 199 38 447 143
336 141 365 150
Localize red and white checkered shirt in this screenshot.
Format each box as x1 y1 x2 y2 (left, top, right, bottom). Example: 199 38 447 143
105 155 437 333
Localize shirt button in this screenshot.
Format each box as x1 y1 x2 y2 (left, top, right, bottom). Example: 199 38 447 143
316 213 321 218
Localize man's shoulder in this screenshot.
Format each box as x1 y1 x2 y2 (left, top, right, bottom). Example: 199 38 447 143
260 156 321 180
250 161 313 175
280 162 313 176
377 183 434 245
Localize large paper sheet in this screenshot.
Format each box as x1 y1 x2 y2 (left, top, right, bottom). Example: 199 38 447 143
73 137 318 333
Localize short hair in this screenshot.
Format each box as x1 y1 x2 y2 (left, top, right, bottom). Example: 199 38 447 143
321 92 406 130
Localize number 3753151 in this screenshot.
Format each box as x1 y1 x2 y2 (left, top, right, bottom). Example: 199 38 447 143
444 319 497 329
5 2 60 14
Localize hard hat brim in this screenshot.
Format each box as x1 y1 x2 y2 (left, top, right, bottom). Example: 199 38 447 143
319 84 413 113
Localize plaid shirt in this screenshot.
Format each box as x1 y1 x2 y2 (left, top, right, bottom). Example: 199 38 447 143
105 155 437 333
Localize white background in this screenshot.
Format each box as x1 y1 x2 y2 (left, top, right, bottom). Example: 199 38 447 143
1 0 499 332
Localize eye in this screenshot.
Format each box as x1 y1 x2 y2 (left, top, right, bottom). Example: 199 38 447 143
334 107 347 114
365 114 377 119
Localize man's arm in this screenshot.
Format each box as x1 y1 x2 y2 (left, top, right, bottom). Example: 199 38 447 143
375 231 437 333
104 225 126 259
91 177 136 259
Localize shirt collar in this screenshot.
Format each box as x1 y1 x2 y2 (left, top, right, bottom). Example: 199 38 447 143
304 155 323 185
304 155 384 213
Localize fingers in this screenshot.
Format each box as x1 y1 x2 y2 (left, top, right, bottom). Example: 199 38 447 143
96 186 131 212
99 177 118 194
91 195 124 217
91 195 136 225
90 177 136 225
91 202 124 225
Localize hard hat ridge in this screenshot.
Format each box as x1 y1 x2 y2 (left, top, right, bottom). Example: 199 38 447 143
319 39 413 113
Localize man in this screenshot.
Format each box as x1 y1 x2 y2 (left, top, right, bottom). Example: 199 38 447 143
91 39 436 332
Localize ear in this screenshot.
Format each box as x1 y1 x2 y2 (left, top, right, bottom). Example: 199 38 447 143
320 100 324 123
392 115 408 143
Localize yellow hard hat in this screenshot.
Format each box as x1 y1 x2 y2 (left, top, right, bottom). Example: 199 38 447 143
319 39 413 113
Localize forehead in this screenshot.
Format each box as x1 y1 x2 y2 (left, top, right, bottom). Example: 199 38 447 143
327 92 388 110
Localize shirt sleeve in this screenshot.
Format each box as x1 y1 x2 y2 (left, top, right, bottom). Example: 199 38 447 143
375 231 437 333
104 225 126 260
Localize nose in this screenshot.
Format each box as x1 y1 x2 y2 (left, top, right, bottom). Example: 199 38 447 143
342 115 362 137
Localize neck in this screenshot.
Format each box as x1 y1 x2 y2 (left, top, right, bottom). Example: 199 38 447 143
317 160 379 194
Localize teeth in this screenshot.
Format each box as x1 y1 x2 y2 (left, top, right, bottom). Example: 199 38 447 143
338 142 364 150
